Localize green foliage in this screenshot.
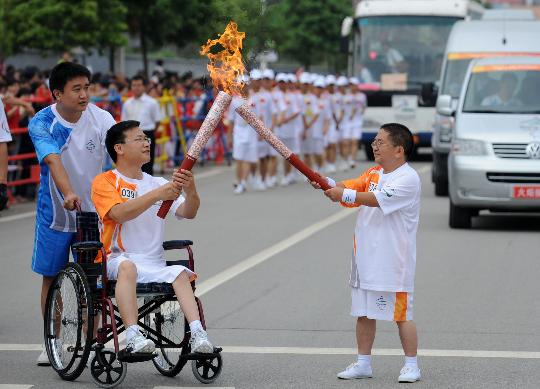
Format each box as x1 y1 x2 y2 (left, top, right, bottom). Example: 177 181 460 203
4 0 127 55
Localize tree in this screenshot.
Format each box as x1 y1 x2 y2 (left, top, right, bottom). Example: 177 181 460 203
124 0 215 77
5 0 127 57
273 0 351 71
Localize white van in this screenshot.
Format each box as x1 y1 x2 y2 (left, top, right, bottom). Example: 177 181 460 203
430 19 540 196
440 56 540 228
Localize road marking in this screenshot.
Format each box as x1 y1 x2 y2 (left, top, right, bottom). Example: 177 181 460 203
2 343 540 359
0 166 230 224
0 211 36 223
196 208 355 296
221 346 540 359
0 386 33 389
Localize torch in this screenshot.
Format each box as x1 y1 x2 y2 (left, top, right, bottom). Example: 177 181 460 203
158 22 246 218
235 104 331 190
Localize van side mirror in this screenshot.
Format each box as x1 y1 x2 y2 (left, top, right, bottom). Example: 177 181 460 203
420 82 437 106
436 94 455 116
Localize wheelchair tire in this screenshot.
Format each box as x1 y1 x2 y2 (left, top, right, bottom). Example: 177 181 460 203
90 350 127 388
44 263 94 381
145 299 188 377
191 353 223 384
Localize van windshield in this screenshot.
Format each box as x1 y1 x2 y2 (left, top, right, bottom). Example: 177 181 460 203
441 58 472 98
462 66 540 114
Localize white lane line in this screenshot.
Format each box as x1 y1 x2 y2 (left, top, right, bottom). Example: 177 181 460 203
0 386 33 389
0 211 36 223
195 208 355 296
0 166 230 224
3 344 540 359
221 346 540 359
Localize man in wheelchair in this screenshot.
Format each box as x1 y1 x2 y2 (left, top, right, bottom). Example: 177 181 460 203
91 120 213 356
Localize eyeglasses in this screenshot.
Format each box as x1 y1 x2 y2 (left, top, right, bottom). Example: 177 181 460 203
371 139 388 148
121 136 152 145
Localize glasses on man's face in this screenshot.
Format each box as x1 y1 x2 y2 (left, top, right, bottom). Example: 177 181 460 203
122 136 152 145
371 139 387 149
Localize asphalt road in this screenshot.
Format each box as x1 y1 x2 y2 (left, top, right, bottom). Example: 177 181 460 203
1 158 539 389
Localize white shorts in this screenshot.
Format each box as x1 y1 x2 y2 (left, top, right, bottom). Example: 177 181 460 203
326 126 339 145
340 123 354 140
302 138 325 155
258 141 270 158
351 287 414 322
0 123 12 143
107 255 197 284
233 142 258 163
350 128 362 141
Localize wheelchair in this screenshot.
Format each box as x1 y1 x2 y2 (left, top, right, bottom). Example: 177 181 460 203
43 211 223 388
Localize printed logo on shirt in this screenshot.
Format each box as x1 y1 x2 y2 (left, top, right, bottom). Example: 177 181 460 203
376 296 387 311
368 182 377 192
382 187 395 198
120 188 136 200
86 140 96 153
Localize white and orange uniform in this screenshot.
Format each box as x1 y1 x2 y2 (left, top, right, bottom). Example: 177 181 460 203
341 163 420 321
91 169 196 283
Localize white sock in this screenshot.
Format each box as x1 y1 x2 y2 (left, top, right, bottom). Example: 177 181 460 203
404 356 418 368
189 320 203 334
357 354 372 365
126 325 139 343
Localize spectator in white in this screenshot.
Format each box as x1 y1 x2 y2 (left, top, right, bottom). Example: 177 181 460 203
121 75 163 175
0 97 12 210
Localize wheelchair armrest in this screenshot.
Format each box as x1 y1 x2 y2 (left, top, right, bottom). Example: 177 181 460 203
163 240 193 251
72 241 103 251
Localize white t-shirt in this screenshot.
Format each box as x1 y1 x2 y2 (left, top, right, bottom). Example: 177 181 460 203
277 90 301 139
0 98 12 143
91 170 185 262
227 95 259 145
121 93 163 131
309 96 331 139
347 163 421 292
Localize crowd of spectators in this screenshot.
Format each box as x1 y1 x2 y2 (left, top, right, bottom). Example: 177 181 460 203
0 59 216 205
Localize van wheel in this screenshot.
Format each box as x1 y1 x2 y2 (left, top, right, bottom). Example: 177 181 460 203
434 175 448 197
449 201 473 229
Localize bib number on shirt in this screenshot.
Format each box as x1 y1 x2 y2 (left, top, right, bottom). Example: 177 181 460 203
121 188 136 200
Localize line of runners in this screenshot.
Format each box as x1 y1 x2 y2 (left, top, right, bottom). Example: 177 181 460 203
225 69 367 194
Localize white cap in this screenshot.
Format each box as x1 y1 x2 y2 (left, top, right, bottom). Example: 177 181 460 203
325 74 336 85
299 72 312 84
276 72 288 82
238 74 250 83
262 68 275 79
287 73 298 83
336 76 349 86
313 77 326 88
349 77 360 85
250 69 263 80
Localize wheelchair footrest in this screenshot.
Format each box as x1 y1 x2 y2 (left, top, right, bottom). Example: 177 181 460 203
117 349 158 363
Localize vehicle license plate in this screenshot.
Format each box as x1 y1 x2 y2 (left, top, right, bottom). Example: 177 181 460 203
512 185 540 199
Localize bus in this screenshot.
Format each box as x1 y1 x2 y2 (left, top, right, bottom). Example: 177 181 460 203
341 0 483 159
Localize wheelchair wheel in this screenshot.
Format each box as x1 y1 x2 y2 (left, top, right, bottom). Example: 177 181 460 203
44 263 94 381
145 299 187 377
90 350 127 388
191 353 223 384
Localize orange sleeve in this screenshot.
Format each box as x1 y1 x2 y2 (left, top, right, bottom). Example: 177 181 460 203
339 167 377 208
91 172 122 221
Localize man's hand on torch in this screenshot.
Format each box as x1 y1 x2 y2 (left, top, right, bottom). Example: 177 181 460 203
324 187 345 202
157 181 183 201
172 169 197 196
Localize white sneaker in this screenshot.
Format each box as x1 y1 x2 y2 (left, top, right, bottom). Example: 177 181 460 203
339 161 349 172
337 361 373 379
126 332 155 354
254 179 267 191
398 366 421 383
287 172 297 184
37 347 50 366
233 183 246 194
327 164 337 174
190 329 213 354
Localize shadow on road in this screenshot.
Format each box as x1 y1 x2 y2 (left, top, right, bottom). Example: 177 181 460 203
473 213 540 231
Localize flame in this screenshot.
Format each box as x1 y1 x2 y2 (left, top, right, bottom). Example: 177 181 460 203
200 22 246 96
